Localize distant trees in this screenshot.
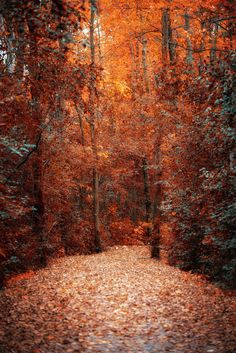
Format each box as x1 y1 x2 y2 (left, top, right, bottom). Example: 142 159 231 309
99 0 236 287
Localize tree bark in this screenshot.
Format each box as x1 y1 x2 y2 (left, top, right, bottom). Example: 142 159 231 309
184 12 194 66
142 157 152 238
141 36 149 93
151 144 161 259
89 0 102 253
162 8 175 65
75 104 85 145
210 22 218 64
27 12 46 266
198 20 207 74
129 43 136 97
97 14 103 65
136 0 149 92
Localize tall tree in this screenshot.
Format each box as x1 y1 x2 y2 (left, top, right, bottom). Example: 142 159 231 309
89 0 102 252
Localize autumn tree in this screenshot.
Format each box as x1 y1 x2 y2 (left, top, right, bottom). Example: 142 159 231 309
0 0 87 284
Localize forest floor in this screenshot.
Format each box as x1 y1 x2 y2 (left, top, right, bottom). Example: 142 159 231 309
0 246 236 353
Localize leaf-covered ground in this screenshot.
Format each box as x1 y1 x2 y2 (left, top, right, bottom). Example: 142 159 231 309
1 246 236 353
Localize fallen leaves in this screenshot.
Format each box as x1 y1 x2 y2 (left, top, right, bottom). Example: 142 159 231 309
0 246 235 353
5 270 35 287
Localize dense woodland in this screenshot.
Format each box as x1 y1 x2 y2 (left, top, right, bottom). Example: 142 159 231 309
0 0 235 289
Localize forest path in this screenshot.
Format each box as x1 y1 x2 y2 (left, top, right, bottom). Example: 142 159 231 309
1 246 236 353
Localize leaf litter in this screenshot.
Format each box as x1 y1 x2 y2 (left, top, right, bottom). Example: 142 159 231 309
0 246 235 353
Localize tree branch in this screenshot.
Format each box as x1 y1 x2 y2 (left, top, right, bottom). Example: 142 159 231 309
5 132 42 183
16 132 42 170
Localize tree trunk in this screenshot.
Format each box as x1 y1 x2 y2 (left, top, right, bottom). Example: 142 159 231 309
210 22 218 64
184 12 194 66
32 155 45 265
97 14 103 65
129 43 136 97
162 8 175 65
60 212 68 254
142 156 152 238
4 17 15 73
75 104 85 145
151 145 162 259
136 0 149 92
198 20 207 74
27 12 46 266
89 0 102 253
141 37 149 93
93 164 102 252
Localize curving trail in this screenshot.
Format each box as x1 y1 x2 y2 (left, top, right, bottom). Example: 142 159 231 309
1 246 236 353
